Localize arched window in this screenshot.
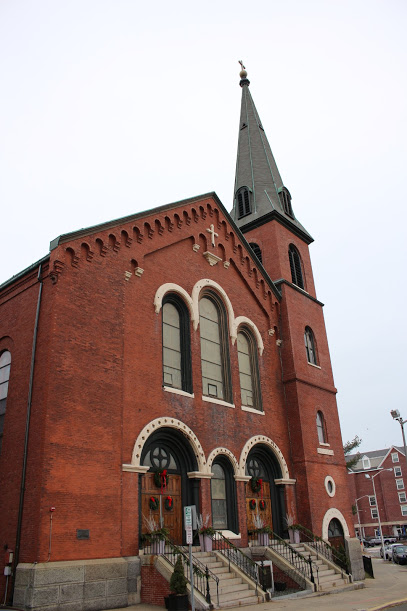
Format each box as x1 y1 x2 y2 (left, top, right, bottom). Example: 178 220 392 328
237 187 251 218
237 329 262 411
304 326 318 365
288 244 304 289
162 295 192 393
316 410 327 443
0 351 11 456
211 458 238 532
279 187 294 217
199 294 232 402
249 243 262 263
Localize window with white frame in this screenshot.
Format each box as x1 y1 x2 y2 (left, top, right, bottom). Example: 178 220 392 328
374 528 381 537
394 466 402 477
369 495 376 506
402 505 407 517
396 479 405 490
398 492 407 503
362 455 371 470
392 452 399 463
371 508 378 519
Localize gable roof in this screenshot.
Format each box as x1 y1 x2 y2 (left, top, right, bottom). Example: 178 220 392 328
347 445 405 472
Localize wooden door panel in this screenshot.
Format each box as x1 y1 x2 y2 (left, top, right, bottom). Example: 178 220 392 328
141 473 182 544
246 482 273 532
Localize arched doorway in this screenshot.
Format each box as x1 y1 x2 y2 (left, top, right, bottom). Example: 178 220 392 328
140 428 198 544
328 518 345 550
245 445 286 537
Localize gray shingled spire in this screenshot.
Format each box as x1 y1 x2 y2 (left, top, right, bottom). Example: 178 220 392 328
231 65 312 243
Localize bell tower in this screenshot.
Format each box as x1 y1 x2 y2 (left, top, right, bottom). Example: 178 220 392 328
232 64 353 536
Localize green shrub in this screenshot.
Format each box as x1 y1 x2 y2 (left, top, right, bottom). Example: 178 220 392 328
169 555 188 595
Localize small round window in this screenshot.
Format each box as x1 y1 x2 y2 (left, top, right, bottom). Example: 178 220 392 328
325 476 336 497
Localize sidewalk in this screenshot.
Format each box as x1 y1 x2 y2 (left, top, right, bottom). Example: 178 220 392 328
107 557 407 611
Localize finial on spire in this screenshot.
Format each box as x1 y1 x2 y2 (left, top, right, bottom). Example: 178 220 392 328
238 60 250 87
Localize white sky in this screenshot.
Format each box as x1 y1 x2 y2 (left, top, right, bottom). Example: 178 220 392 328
1 0 406 454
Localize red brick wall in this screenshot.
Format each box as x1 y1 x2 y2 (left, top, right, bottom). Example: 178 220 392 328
141 563 171 606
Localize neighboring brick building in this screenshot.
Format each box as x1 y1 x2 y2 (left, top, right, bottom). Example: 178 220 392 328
0 67 357 609
348 446 407 539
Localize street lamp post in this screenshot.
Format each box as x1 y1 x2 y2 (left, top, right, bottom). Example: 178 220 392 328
390 410 407 468
365 468 393 561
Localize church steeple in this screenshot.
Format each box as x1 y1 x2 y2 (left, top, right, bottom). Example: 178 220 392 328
231 64 312 244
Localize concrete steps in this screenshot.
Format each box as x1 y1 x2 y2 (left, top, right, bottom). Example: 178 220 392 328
288 543 350 591
191 549 263 608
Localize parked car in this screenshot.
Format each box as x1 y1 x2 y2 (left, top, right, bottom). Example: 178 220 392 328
368 535 397 546
380 543 399 560
392 544 407 565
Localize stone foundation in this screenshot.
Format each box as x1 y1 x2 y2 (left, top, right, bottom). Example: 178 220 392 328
13 556 141 611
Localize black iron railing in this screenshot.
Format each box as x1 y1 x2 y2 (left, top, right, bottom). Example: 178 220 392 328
142 537 219 606
248 530 319 592
291 525 350 578
210 531 264 595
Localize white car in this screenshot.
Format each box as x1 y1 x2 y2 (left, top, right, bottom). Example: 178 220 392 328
380 543 399 560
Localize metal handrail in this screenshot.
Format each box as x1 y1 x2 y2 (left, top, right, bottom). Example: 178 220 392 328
210 531 264 594
142 537 219 606
292 525 350 577
249 530 319 592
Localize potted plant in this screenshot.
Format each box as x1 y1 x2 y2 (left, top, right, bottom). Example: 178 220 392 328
143 515 169 554
196 514 215 551
253 514 272 546
166 554 189 611
285 516 300 544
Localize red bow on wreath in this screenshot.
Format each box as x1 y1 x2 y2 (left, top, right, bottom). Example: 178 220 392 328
161 469 167 494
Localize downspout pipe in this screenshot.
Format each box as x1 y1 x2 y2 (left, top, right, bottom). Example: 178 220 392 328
9 264 43 604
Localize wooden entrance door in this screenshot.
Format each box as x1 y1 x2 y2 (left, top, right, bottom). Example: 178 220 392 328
246 481 273 532
141 473 183 543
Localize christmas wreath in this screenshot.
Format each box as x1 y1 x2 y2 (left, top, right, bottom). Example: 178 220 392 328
154 469 169 491
149 496 159 510
249 499 256 510
259 499 266 511
164 495 173 511
250 477 262 494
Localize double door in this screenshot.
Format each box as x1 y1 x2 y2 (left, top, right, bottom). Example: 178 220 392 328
141 473 182 543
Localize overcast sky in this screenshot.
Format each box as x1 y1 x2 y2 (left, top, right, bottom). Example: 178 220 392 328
1 0 406 454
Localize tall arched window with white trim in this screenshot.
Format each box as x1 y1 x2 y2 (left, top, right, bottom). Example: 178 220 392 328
304 326 318 365
0 351 11 456
199 294 232 402
162 295 192 393
316 410 327 444
237 329 262 411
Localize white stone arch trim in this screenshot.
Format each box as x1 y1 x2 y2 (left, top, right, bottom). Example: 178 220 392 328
238 436 290 480
126 417 207 473
207 448 240 476
154 283 195 323
321 508 350 540
191 279 235 335
235 316 264 356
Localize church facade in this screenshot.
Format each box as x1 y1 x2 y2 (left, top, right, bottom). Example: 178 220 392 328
0 68 356 609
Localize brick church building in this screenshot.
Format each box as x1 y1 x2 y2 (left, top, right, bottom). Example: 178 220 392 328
0 67 357 608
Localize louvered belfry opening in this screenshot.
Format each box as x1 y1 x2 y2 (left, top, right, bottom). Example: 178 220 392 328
237 187 251 218
249 243 262 263
279 187 294 217
288 244 304 289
